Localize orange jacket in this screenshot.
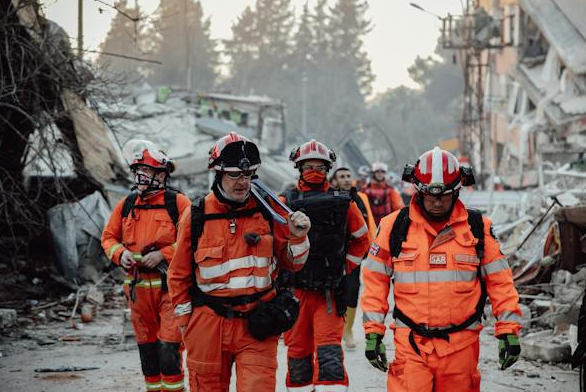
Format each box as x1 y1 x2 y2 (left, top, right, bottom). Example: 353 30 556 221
101 190 192 265
168 192 310 328
357 191 376 239
290 181 370 273
361 198 522 357
363 181 405 226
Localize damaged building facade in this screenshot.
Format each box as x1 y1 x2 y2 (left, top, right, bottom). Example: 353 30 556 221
462 0 586 188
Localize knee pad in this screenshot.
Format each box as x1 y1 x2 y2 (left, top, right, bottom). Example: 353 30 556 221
157 340 181 376
317 344 344 381
138 342 160 377
288 355 313 385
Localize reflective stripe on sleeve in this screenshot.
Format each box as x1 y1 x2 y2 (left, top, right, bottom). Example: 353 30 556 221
289 237 310 264
108 243 124 259
363 311 385 324
351 224 368 238
481 258 510 277
497 311 523 323
346 253 363 266
363 257 392 276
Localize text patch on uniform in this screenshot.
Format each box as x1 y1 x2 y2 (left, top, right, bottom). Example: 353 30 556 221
429 253 447 265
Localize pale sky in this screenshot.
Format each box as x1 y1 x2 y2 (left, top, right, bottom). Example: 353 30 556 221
41 0 464 94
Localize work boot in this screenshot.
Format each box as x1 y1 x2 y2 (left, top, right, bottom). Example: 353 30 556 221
343 307 357 350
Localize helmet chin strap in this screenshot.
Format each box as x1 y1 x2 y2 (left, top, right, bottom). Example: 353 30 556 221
416 190 459 222
134 169 167 198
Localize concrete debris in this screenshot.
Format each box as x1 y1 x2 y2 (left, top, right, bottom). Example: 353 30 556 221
522 329 572 363
0 309 18 329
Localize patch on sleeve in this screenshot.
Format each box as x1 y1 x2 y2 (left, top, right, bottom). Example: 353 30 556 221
369 243 380 256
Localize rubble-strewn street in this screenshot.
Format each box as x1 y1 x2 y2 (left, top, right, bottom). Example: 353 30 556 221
2 0 586 391
0 305 579 391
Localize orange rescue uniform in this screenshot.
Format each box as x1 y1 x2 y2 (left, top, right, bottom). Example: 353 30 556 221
283 181 370 392
168 192 310 392
363 182 405 226
361 198 522 392
102 190 191 392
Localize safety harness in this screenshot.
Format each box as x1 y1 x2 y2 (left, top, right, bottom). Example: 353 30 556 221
389 206 488 355
188 194 274 319
121 190 180 293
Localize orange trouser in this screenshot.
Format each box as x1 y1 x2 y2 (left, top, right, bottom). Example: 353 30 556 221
388 335 481 392
183 304 279 392
284 289 348 392
125 273 184 392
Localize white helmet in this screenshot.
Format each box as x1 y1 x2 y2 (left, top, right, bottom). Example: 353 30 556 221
371 162 388 173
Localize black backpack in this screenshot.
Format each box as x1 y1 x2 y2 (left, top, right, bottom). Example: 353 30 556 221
121 190 180 225
389 206 488 356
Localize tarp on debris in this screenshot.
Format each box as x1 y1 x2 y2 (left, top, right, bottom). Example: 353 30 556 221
47 191 111 284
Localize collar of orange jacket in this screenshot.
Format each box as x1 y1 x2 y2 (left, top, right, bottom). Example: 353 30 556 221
136 189 165 204
408 196 469 230
209 191 258 213
297 179 330 192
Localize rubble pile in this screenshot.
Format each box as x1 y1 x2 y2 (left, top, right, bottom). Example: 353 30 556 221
487 164 586 366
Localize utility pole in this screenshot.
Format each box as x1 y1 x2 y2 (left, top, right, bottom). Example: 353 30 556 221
77 0 83 59
302 71 308 137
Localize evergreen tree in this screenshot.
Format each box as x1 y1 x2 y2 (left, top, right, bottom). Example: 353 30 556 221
150 0 218 90
96 0 143 79
223 0 295 96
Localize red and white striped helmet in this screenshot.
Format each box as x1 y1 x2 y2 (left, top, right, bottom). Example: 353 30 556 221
208 132 261 172
413 147 462 195
289 139 336 168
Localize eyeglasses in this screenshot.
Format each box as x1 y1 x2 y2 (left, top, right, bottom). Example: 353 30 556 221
225 170 255 179
301 164 328 173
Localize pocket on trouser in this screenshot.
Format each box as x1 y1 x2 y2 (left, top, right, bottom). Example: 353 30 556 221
236 351 278 392
184 308 223 374
387 359 407 392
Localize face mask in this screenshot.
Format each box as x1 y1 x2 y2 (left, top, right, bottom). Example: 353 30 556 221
302 170 327 184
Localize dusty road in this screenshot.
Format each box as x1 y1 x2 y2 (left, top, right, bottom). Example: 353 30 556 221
0 307 579 392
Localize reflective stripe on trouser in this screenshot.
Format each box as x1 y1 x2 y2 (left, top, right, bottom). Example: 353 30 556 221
284 290 348 392
183 305 278 392
388 337 481 392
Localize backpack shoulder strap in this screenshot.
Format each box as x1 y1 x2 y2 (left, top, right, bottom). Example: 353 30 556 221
466 208 485 261
191 196 206 252
121 192 139 219
351 190 368 222
164 190 180 226
389 207 411 258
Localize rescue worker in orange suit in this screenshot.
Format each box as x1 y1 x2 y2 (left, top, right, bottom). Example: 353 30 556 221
102 140 191 392
167 132 311 392
331 167 376 350
282 140 370 392
363 162 404 226
361 147 522 392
